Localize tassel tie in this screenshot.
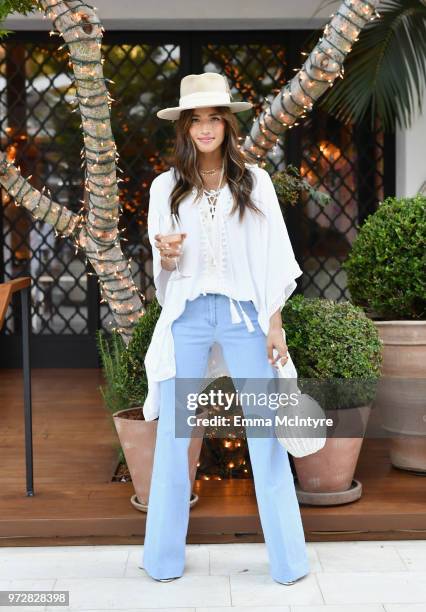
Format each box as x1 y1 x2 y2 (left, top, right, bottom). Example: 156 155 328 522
229 297 255 333
220 199 256 334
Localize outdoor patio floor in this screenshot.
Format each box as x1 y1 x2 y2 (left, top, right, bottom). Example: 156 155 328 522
1 540 426 610
0 368 425 544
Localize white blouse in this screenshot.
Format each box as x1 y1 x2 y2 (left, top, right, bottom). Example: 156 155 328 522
143 162 303 421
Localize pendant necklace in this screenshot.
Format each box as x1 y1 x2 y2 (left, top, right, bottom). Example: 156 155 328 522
200 165 222 175
202 163 225 221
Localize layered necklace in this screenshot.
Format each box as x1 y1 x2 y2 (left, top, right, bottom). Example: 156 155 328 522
200 163 225 220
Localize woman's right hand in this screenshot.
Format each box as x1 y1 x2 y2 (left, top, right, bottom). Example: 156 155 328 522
154 233 187 271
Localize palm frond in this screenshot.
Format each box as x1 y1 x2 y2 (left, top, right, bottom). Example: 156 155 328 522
318 0 426 131
0 1 37 40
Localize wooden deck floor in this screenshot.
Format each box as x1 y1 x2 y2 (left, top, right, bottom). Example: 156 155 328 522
1 368 425 546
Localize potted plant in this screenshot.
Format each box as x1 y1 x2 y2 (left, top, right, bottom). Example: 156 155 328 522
342 195 426 473
96 297 204 511
281 295 382 505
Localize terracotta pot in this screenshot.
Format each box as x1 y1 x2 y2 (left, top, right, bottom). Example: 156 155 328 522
374 321 426 473
293 404 371 499
113 407 206 508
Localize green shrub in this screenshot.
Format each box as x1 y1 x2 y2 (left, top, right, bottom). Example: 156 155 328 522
342 195 426 320
96 297 161 416
282 295 383 409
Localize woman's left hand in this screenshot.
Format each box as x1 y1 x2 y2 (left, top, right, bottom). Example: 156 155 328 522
266 327 288 368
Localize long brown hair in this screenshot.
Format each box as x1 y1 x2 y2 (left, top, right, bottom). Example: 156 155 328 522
168 106 264 223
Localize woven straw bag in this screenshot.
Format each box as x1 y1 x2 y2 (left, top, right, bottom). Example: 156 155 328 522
273 328 327 458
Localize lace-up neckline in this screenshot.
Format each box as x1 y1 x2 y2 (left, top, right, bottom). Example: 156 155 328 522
202 182 227 221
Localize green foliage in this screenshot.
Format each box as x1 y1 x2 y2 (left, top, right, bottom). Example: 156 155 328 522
282 295 383 409
124 296 162 407
271 165 331 208
96 297 162 416
343 195 426 320
317 0 426 131
0 0 37 39
96 327 130 415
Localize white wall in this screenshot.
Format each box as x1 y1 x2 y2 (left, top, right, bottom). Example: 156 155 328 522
4 0 332 30
396 107 426 197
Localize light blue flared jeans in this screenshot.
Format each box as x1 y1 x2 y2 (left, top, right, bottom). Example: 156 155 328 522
141 292 310 583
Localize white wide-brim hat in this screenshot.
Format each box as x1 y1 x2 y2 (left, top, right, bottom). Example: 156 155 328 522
157 72 253 121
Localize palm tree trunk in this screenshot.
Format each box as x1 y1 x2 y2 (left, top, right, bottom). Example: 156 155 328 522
243 0 381 159
0 0 144 344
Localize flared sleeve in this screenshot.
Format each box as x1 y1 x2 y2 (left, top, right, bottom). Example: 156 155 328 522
261 168 303 321
147 177 173 307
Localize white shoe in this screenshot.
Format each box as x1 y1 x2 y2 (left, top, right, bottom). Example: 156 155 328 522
139 565 180 582
275 574 306 585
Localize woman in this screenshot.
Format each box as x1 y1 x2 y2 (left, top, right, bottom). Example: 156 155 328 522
141 72 310 585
